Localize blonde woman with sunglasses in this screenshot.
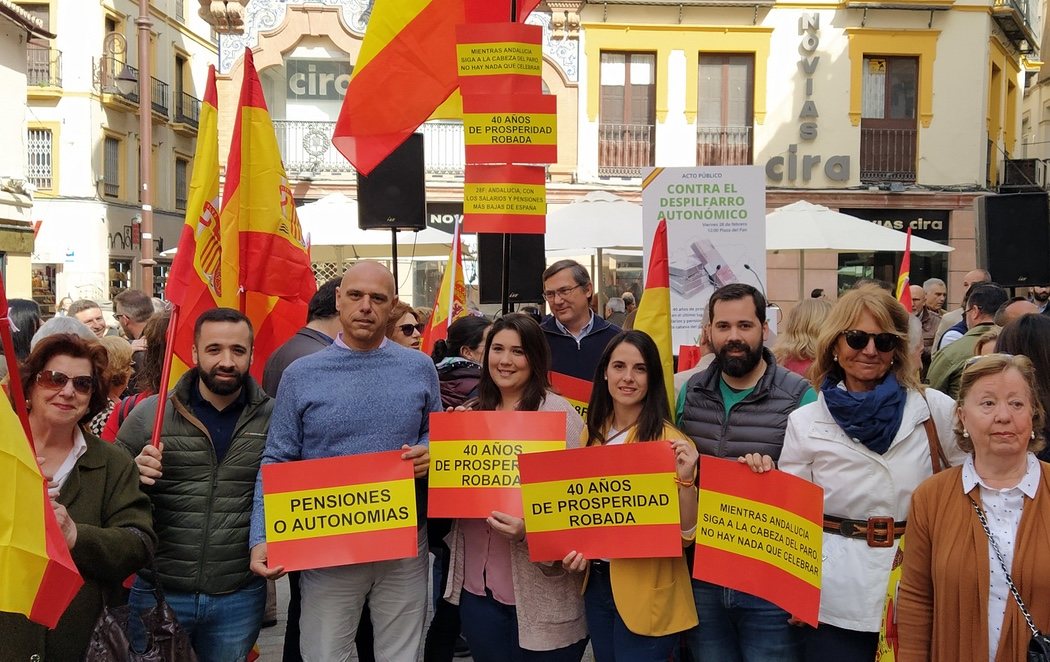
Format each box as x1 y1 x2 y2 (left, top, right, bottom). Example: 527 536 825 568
763 286 967 660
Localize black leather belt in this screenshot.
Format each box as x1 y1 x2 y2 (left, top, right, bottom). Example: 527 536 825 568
823 514 905 548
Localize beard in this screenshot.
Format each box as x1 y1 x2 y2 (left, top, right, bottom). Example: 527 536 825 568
716 340 764 378
200 365 247 396
1034 291 1050 303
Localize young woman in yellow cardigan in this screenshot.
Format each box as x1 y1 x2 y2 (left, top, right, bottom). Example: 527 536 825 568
563 330 700 661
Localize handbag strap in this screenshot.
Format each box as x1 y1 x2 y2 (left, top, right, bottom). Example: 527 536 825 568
968 495 1042 639
126 525 168 606
920 392 949 474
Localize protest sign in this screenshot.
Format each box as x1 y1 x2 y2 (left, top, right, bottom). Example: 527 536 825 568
455 23 543 95
463 94 557 165
519 442 682 561
262 450 417 571
694 456 823 626
549 371 592 421
463 164 546 233
428 410 565 518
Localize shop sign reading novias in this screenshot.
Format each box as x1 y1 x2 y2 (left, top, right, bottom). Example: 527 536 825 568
765 13 850 186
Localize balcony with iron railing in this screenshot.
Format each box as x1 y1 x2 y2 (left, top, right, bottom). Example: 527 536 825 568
273 119 467 179
696 126 752 166
151 77 169 118
860 126 917 183
173 92 201 133
992 0 1039 52
598 123 655 177
96 55 139 106
27 44 61 89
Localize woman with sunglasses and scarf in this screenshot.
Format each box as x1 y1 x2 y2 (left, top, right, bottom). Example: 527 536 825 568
2 333 154 661
386 301 425 351
772 285 965 660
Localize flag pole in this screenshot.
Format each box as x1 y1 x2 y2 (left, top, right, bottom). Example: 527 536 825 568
501 0 519 316
0 275 32 445
148 303 180 448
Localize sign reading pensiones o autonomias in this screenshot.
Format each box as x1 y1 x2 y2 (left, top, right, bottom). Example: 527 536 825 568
428 410 566 519
694 456 823 626
641 167 766 350
261 450 417 572
518 442 683 562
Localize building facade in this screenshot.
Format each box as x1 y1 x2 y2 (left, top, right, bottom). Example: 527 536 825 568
21 0 217 313
213 0 1032 309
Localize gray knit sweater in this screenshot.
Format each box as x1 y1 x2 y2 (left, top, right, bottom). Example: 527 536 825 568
249 340 442 547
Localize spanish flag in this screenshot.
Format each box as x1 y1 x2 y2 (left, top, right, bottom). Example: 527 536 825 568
895 227 912 313
165 65 223 388
221 48 315 380
421 219 467 355
633 220 675 414
332 0 540 175
0 391 83 627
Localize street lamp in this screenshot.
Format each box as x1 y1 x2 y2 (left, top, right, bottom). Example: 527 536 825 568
114 65 137 97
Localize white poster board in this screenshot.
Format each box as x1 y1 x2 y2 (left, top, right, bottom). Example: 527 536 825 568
641 166 767 350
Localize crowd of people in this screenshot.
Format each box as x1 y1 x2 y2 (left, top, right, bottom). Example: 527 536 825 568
4 260 1050 662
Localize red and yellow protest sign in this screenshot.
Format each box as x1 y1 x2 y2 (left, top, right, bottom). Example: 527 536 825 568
455 23 543 95
519 442 682 562
463 94 557 165
694 456 824 626
428 411 565 518
549 372 592 421
261 450 417 572
463 164 546 234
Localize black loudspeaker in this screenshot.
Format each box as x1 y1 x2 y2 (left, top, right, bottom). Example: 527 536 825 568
478 234 546 304
976 192 1050 288
357 133 426 231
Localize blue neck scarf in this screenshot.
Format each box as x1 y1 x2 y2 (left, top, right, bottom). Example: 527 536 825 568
820 372 907 455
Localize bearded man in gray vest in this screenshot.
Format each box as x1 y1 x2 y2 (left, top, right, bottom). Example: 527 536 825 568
676 283 816 662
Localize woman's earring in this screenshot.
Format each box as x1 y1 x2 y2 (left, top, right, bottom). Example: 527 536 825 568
963 429 970 439
1032 431 1037 440
833 354 838 362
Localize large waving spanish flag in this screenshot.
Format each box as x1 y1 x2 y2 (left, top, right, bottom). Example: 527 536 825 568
0 392 83 627
632 220 676 414
165 65 224 388
332 0 541 175
222 48 315 381
421 219 467 355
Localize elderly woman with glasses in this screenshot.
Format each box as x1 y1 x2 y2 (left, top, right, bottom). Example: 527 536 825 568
897 353 1050 662
1 333 154 661
767 285 967 660
386 301 424 351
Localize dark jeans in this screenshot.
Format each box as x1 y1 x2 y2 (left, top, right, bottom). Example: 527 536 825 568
423 531 462 662
584 561 680 662
801 623 878 662
685 580 802 662
459 589 587 662
282 571 374 662
129 577 265 662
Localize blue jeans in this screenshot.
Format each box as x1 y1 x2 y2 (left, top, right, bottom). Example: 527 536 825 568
584 561 681 662
686 580 802 662
459 589 588 662
129 577 266 662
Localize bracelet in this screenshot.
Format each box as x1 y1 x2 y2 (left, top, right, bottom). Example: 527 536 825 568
674 470 697 487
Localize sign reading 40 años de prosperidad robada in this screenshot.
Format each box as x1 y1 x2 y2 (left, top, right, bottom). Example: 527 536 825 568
261 450 418 572
694 456 824 626
518 442 683 562
428 410 566 519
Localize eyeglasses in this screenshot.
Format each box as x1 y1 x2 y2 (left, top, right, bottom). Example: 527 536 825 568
399 323 425 337
841 330 900 352
965 352 1014 367
542 284 582 302
36 370 93 395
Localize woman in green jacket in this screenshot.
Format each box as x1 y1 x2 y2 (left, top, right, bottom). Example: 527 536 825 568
1 333 155 662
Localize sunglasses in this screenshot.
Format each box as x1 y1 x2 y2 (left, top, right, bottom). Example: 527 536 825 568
842 330 900 352
399 323 425 337
36 370 93 395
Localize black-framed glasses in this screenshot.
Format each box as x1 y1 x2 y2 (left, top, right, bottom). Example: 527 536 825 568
399 323 425 337
36 370 93 395
542 284 582 301
842 330 900 352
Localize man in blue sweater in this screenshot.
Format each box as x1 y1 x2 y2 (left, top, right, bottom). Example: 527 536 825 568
249 261 442 662
540 259 621 382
